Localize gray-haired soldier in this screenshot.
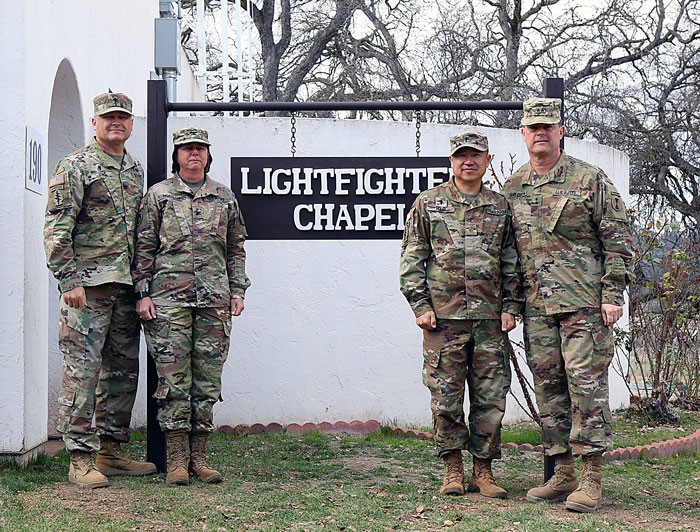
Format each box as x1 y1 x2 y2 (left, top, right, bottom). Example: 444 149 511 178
502 98 634 513
400 131 523 498
133 128 250 486
44 91 156 488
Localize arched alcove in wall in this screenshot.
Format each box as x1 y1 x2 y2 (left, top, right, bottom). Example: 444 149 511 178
47 59 84 437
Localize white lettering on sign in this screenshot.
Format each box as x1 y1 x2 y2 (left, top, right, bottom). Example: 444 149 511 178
25 126 44 195
293 203 408 232
240 165 448 196
233 157 450 238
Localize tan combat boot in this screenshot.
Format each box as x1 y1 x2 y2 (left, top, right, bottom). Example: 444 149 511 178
69 450 109 489
96 436 157 476
189 432 223 483
165 430 190 485
467 457 507 499
439 450 465 496
565 453 603 513
526 450 578 503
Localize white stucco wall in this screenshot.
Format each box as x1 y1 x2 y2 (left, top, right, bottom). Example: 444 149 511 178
1 0 28 454
125 116 631 430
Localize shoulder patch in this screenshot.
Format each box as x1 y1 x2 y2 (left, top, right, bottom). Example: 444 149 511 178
51 187 64 207
49 172 65 188
605 192 627 221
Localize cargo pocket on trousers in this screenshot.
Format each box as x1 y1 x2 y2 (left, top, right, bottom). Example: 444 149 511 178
65 307 92 335
215 307 232 337
422 329 442 369
150 317 171 339
58 388 76 407
153 383 169 401
591 324 614 365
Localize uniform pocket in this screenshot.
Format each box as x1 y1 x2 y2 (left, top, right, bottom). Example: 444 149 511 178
422 328 443 369
153 383 169 401
145 316 171 338
207 201 228 240
57 389 76 407
83 174 118 222
480 210 506 252
546 197 568 233
153 317 171 338
215 307 232 337
65 307 92 335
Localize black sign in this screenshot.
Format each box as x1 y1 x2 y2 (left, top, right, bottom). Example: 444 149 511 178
231 157 449 240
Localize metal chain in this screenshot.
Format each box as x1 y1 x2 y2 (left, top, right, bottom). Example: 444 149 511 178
290 112 297 158
414 110 422 157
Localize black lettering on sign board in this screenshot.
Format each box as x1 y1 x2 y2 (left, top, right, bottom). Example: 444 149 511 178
230 157 449 240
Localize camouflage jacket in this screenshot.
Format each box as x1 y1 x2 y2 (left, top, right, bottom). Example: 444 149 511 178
44 139 144 292
132 173 251 307
502 152 634 316
400 178 523 320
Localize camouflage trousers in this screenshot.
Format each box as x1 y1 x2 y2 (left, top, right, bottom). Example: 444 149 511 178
57 283 139 452
422 319 511 459
523 308 614 457
143 305 232 434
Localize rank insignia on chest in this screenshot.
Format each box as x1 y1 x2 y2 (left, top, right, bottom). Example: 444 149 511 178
464 223 478 236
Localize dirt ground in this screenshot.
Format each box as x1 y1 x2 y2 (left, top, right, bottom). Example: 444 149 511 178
18 452 700 531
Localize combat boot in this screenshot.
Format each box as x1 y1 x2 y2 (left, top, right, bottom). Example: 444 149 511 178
69 450 109 489
165 430 190 486
189 432 223 483
96 436 157 476
439 450 465 495
565 453 603 513
467 457 507 499
526 450 578 503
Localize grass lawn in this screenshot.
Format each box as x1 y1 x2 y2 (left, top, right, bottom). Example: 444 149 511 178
1 414 699 531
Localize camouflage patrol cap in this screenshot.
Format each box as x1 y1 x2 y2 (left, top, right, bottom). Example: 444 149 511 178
173 127 211 146
521 97 561 126
450 131 489 155
93 90 133 116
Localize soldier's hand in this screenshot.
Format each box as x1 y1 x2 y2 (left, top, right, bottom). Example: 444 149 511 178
137 297 157 321
601 303 623 327
231 296 245 317
501 312 516 332
416 310 437 330
63 287 87 309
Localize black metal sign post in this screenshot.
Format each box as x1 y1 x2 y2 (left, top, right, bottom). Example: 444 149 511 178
146 79 169 473
146 78 565 479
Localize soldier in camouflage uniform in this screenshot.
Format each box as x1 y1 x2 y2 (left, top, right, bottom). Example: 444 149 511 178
133 127 250 486
44 91 156 489
502 98 634 513
400 131 523 498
